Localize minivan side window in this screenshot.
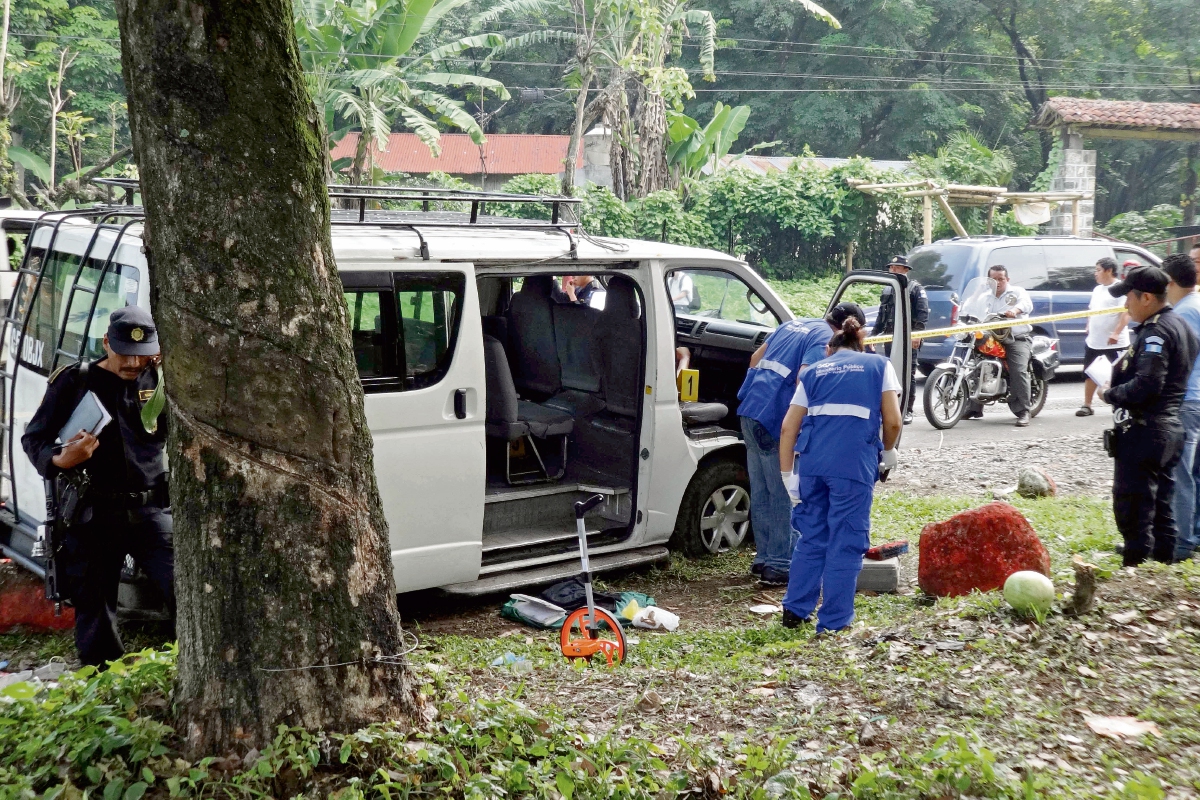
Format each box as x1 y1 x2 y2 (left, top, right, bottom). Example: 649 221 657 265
1043 245 1113 292
667 268 778 328
987 246 1047 290
341 271 464 392
10 248 141 374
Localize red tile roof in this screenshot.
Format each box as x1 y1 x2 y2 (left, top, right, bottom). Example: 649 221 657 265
330 133 582 176
1034 98 1200 131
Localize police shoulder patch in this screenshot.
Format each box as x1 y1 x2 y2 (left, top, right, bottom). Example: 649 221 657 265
1145 335 1165 345
1146 343 1163 354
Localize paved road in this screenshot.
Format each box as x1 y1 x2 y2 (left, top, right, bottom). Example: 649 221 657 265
901 367 1111 449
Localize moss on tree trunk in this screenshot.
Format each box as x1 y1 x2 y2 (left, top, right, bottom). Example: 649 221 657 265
114 0 419 756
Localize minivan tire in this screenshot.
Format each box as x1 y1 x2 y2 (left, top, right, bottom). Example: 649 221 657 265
670 459 752 558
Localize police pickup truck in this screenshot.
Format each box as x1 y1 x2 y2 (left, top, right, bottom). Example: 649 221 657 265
0 186 912 603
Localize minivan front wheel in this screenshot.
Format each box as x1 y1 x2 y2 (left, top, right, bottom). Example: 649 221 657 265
670 460 751 557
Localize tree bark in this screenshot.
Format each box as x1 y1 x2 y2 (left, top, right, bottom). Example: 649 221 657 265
635 89 670 197
114 0 419 757
562 65 593 195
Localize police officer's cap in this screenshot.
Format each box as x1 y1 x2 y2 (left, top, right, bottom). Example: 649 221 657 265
1108 266 1169 298
828 301 867 328
107 306 160 356
886 255 911 270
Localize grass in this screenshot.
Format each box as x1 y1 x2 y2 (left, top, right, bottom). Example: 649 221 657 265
771 275 885 319
7 492 1198 798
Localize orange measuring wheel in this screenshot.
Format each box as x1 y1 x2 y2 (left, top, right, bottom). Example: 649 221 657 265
560 607 626 666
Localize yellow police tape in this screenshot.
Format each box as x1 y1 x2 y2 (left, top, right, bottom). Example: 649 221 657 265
863 305 1125 346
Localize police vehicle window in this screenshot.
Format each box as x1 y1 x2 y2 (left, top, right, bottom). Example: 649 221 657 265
988 245 1047 290
906 244 973 291
1043 245 1113 292
394 273 464 390
11 248 140 374
668 268 778 328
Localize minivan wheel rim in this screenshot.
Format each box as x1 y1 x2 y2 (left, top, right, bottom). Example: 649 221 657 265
699 485 750 553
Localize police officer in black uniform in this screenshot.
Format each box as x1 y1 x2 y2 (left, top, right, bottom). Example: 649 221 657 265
870 255 930 424
1100 266 1199 567
22 307 173 666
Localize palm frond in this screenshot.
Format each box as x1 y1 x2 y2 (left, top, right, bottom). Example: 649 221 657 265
787 0 840 29
397 105 444 155
411 90 485 144
681 9 716 80
416 72 512 100
493 28 580 56
471 0 557 30
421 0 473 36
420 33 507 64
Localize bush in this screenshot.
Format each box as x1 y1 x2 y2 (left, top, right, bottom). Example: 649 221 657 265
1099 204 1183 256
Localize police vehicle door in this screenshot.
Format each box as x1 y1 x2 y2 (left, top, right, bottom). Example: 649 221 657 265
825 271 911 457
340 267 486 592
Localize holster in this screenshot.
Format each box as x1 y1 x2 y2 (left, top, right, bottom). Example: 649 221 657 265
55 469 92 528
1103 428 1116 458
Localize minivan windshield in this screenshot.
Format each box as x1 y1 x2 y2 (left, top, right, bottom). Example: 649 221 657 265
906 244 974 292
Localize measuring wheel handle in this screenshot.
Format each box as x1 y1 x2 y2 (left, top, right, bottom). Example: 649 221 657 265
560 607 627 666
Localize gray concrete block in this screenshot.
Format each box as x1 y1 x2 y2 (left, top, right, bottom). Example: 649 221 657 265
857 557 901 593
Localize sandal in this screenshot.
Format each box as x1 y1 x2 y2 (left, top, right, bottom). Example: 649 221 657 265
1075 406 1094 417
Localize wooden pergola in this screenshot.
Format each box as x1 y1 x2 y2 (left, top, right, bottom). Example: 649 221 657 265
846 178 1092 244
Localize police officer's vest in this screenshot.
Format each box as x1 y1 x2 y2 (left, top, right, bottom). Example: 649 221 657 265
737 318 832 438
794 350 887 485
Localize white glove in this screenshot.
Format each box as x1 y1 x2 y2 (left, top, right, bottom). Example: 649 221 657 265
880 449 898 471
781 471 801 505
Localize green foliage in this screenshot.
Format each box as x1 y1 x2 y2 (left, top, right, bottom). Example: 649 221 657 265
666 102 750 182
1098 204 1184 255
491 173 565 220
849 734 1032 799
912 132 1015 188
579 184 637 239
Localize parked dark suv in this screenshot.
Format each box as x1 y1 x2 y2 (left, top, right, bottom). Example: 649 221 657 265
900 236 1160 371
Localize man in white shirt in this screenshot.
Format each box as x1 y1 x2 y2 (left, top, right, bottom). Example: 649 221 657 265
963 264 1036 427
669 271 696 313
1078 257 1129 416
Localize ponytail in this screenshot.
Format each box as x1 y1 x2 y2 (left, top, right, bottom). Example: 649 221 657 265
828 317 865 352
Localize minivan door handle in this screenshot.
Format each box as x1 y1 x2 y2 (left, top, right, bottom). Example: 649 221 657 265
453 388 468 419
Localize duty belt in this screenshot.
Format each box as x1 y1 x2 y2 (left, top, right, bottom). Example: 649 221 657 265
92 484 168 508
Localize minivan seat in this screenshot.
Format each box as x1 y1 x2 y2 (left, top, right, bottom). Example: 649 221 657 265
543 302 606 418
594 275 643 418
483 335 572 484
507 276 562 398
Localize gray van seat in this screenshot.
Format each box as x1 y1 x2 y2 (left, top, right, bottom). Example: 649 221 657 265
680 401 728 425
543 302 606 417
507 276 562 398
484 335 572 484
593 275 643 417
484 335 573 440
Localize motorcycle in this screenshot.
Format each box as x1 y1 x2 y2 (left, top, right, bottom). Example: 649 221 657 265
923 276 1061 430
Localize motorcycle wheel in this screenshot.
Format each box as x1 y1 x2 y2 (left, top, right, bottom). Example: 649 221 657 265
924 367 969 430
1028 374 1048 418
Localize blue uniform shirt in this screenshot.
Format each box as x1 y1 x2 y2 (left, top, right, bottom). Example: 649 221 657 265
1172 293 1200 403
791 350 891 485
736 318 832 439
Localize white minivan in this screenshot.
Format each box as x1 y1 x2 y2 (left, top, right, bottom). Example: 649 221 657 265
0 186 912 601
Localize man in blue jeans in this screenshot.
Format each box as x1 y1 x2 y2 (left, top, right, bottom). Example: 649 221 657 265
736 302 866 585
1163 253 1200 560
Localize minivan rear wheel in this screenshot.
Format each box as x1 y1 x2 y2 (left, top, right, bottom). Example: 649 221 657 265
670 460 751 557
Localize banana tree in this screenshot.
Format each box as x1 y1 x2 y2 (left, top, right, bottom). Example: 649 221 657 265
666 102 749 182
295 0 508 181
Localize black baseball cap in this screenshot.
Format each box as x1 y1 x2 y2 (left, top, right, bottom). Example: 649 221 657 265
886 255 910 269
107 306 159 356
1108 265 1169 298
828 301 867 328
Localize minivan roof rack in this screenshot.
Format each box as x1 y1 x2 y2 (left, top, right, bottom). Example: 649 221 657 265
89 178 585 259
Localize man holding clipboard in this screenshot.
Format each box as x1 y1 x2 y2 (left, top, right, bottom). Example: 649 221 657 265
21 307 173 667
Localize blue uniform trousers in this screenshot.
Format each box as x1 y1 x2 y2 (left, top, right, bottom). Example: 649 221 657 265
782 475 872 632
741 417 796 571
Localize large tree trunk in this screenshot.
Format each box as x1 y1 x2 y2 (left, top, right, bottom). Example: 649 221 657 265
635 89 670 197
562 65 592 195
114 0 419 757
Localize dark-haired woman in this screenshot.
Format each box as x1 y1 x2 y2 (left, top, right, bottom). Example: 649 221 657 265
776 317 903 632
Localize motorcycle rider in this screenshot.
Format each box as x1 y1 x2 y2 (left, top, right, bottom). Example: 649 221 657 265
963 265 1035 427
870 255 929 425
1100 265 1199 566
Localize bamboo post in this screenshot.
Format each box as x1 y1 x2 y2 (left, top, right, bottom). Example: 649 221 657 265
935 193 969 238
986 204 995 235
922 195 932 245
1071 199 1081 236
845 241 856 273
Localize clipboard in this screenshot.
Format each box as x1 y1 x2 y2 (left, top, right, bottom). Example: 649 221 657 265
58 391 112 443
1085 355 1113 389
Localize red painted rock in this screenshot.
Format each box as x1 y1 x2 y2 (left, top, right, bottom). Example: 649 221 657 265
918 502 1051 597
0 560 75 633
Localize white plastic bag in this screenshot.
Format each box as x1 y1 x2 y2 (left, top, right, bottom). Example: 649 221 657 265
632 606 680 631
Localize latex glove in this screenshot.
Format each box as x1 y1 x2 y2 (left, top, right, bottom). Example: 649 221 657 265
781 470 801 505
880 449 898 471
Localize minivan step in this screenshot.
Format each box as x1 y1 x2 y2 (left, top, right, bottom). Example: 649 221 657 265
441 546 670 596
482 524 599 554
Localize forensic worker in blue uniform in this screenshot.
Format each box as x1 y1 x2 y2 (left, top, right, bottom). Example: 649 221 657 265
776 316 904 632
736 302 867 585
